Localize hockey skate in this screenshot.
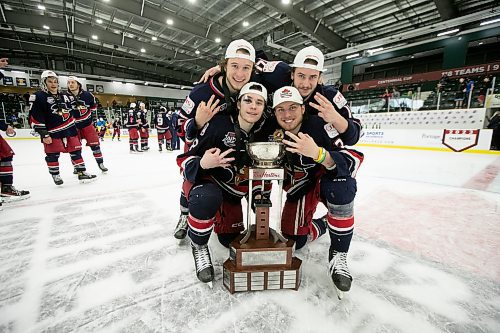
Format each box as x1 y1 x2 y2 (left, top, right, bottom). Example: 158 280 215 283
158 145 163 152
328 248 352 300
98 163 109 172
52 174 64 186
173 213 188 240
191 242 214 286
130 145 143 153
1 185 30 202
78 171 97 183
0 197 3 211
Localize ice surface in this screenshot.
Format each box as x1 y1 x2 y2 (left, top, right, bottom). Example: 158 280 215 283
0 139 499 333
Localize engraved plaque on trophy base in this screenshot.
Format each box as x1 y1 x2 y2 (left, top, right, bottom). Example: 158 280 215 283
223 231 302 293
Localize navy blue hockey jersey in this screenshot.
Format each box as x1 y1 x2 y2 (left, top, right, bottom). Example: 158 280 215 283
29 91 78 138
67 90 97 129
155 112 170 133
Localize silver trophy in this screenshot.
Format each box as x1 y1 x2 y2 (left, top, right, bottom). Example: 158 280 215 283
223 142 302 293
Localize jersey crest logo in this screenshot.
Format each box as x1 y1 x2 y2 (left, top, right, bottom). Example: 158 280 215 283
52 107 71 121
272 129 284 142
222 132 237 147
47 97 55 104
324 123 339 138
182 97 195 114
332 91 347 109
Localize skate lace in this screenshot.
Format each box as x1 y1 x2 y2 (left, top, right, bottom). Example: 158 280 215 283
175 215 188 231
329 251 351 278
193 244 212 272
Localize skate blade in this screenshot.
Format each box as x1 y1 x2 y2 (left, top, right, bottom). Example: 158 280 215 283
1 195 30 203
335 287 345 300
79 177 97 184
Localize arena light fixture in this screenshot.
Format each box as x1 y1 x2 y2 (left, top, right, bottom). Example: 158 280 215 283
436 28 459 37
140 48 146 53
38 5 46 10
144 82 149 85
152 36 158 41
345 53 360 59
91 35 98 40
195 50 200 55
480 18 500 26
215 37 221 43
43 25 50 30
96 19 103 24
367 47 383 55
243 21 249 27
281 0 291 4
166 18 173 25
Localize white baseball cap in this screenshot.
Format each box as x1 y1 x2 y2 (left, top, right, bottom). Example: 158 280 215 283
290 46 326 72
225 39 255 63
67 76 83 86
238 82 267 102
272 86 303 108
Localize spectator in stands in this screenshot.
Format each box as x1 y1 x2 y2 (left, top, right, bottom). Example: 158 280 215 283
465 78 474 107
170 108 180 150
454 78 466 109
488 111 500 150
392 87 401 111
334 79 344 93
348 84 355 91
437 74 449 93
478 76 492 107
381 88 392 111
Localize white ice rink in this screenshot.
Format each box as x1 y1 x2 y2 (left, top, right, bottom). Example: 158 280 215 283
1 137 499 333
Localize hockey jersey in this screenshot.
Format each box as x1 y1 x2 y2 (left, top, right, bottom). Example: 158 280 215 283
263 115 364 201
155 112 170 133
178 73 235 144
67 90 97 129
137 110 149 129
126 109 140 128
29 91 78 138
177 113 268 200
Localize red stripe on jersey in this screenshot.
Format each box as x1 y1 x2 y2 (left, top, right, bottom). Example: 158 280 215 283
208 76 225 98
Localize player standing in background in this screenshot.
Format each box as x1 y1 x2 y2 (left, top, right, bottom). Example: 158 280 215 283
29 70 96 185
126 103 142 153
173 39 256 241
67 76 108 173
155 106 172 152
0 120 30 209
138 102 150 151
112 116 122 141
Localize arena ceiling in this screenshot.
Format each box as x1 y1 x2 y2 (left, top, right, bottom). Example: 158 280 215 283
0 0 498 86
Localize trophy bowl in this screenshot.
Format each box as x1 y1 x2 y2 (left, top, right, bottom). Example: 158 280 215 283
247 142 285 168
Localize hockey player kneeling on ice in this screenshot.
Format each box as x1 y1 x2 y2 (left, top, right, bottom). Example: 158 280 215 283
0 120 29 202
270 86 364 296
176 82 268 284
29 70 96 185
67 76 108 173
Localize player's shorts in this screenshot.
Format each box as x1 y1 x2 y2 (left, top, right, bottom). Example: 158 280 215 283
43 135 82 154
78 124 100 146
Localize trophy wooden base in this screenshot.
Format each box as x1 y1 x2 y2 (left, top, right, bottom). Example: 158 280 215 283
222 232 302 293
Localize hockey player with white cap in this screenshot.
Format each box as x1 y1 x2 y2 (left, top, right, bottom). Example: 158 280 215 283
173 39 256 242
29 70 96 185
67 76 108 172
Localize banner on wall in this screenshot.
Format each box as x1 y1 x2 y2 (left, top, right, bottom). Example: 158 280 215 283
30 79 39 87
359 128 492 152
441 129 479 152
16 77 27 86
87 84 94 92
356 62 500 90
3 76 13 85
96 85 104 93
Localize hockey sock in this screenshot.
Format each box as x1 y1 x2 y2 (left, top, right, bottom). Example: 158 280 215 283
70 150 86 172
0 157 14 186
91 145 104 164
